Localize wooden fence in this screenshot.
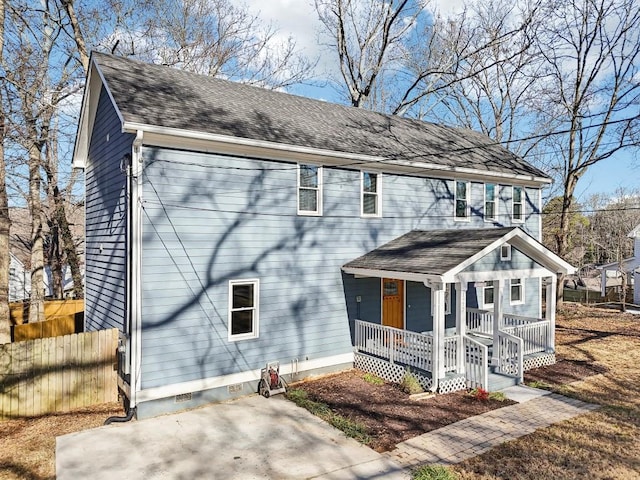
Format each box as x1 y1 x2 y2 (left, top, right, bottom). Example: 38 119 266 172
0 328 118 419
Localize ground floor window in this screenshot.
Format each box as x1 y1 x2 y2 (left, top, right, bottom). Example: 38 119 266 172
482 281 494 308
228 279 259 341
510 278 524 305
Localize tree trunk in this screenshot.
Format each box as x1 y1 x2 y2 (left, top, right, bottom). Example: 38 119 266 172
0 0 10 343
554 174 579 308
54 186 83 299
28 142 45 322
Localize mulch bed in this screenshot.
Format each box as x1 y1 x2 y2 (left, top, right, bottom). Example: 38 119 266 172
293 369 515 452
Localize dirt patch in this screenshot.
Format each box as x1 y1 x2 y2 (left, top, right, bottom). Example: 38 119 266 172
294 370 515 452
525 358 608 386
0 402 124 480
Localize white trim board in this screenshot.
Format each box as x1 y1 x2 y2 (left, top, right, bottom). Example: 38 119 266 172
135 352 354 403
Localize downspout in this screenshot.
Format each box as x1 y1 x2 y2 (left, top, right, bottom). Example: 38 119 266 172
106 130 143 425
129 130 144 412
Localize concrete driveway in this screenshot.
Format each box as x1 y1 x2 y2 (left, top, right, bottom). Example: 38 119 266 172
56 395 409 479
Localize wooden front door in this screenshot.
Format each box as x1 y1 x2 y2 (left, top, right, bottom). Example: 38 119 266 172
382 278 404 329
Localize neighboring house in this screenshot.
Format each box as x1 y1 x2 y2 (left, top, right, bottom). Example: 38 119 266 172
9 252 30 302
599 223 640 305
73 52 575 419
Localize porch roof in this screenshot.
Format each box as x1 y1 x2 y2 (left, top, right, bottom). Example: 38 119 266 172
342 227 575 282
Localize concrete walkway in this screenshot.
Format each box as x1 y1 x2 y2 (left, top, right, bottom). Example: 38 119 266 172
385 387 599 468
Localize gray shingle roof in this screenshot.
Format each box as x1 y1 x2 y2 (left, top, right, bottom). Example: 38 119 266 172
92 52 548 180
343 228 516 275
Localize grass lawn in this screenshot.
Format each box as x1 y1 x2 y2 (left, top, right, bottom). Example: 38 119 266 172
453 304 640 480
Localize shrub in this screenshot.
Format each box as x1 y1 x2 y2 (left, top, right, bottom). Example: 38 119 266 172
468 387 490 401
412 465 458 480
488 391 507 402
363 373 384 386
400 369 424 395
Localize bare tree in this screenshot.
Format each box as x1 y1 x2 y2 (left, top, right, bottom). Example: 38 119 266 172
434 0 545 156
0 0 10 343
533 0 640 304
315 0 539 116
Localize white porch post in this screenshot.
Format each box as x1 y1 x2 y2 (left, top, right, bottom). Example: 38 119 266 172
430 281 446 386
491 279 503 366
545 275 557 352
455 281 467 374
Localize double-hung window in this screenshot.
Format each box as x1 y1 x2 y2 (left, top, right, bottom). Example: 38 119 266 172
512 186 524 222
455 180 470 220
482 281 494 308
298 164 322 215
228 279 259 341
485 183 497 222
361 171 381 216
510 278 524 305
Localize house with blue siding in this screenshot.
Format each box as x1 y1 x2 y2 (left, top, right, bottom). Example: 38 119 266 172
73 53 574 419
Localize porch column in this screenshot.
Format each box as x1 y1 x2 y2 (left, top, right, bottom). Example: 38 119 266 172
455 281 467 374
545 275 557 352
430 281 446 383
491 278 503 366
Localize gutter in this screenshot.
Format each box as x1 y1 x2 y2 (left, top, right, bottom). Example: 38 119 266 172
121 122 552 187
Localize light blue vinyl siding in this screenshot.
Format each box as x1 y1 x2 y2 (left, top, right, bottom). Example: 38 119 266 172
139 147 543 389
463 246 544 273
85 87 133 332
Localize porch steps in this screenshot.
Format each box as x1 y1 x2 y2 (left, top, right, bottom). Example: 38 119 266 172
487 371 518 391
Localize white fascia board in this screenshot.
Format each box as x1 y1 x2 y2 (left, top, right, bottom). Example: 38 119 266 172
628 224 640 238
599 257 640 272
72 59 126 169
341 266 439 283
509 235 576 275
135 352 354 403
457 267 554 284
123 123 551 187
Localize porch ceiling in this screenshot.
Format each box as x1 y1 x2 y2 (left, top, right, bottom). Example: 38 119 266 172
342 227 575 281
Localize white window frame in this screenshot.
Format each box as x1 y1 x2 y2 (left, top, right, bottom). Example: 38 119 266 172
297 164 322 216
454 180 470 221
512 185 524 223
481 281 494 309
500 244 512 261
510 278 525 305
361 171 382 217
484 183 497 222
228 279 260 341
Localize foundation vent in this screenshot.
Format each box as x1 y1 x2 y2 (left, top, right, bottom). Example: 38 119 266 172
175 392 192 403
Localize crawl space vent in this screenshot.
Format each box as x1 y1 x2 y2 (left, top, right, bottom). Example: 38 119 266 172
228 383 243 394
175 392 192 403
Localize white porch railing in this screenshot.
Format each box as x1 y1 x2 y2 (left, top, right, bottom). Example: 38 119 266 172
443 336 458 373
466 308 493 335
497 330 524 382
354 320 434 373
503 320 551 355
463 335 488 389
503 313 542 327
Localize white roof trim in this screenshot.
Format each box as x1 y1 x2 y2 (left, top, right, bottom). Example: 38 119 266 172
124 123 551 186
72 57 126 169
341 267 439 284
628 223 640 238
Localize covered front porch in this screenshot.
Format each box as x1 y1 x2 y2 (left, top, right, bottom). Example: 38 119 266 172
342 227 575 393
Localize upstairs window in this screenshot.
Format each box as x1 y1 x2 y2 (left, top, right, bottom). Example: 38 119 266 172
361 171 381 217
298 164 322 215
500 244 512 261
485 183 497 221
512 186 524 222
228 279 259 341
455 180 470 220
